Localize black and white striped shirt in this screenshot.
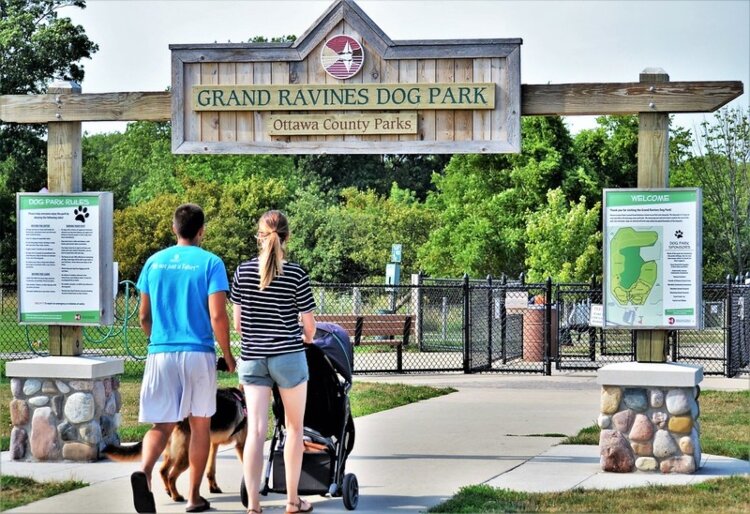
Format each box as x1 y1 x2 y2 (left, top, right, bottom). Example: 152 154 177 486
230 258 316 359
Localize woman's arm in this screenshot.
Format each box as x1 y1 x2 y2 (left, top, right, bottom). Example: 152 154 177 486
300 311 316 344
233 303 242 334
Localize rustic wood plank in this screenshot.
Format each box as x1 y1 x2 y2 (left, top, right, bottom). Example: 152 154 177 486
236 63 254 143
171 55 185 149
200 62 219 142
307 37 329 143
379 50 399 142
288 59 308 143
418 59 436 142
505 48 521 151
521 80 744 115
272 61 291 144
398 59 417 142
472 58 491 141
436 59 455 141
360 38 383 142
385 42 520 59
0 92 171 123
253 62 271 142
174 139 513 154
454 59 473 141
184 64 201 142
492 57 508 145
218 63 237 142
47 81 83 357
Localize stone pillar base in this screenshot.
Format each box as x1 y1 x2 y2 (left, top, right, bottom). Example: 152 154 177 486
597 362 703 474
7 356 124 462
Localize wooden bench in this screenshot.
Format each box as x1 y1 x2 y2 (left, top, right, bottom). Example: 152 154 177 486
316 314 413 372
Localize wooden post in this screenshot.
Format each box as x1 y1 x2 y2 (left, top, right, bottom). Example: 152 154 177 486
636 68 669 363
47 80 83 356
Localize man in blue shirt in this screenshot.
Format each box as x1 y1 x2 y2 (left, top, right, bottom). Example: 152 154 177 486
132 203 236 513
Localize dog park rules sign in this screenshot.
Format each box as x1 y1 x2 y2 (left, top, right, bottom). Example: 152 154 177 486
17 193 114 326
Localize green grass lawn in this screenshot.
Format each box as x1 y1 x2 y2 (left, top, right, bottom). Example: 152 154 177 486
430 389 750 513
429 476 750 513
0 475 87 512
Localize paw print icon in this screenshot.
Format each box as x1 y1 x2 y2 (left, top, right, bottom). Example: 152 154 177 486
675 230 683 239
74 206 89 223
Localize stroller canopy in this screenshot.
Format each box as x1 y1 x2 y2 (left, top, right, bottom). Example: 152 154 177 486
313 322 353 383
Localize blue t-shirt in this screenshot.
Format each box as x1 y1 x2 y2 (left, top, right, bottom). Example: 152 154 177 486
136 245 229 354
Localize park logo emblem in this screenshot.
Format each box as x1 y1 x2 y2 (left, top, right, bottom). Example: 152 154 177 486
321 35 364 80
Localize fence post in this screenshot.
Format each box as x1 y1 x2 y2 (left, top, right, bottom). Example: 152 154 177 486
463 273 471 374
589 274 597 361
726 275 733 377
544 276 553 376
352 287 361 316
412 272 423 350
500 273 507 364
487 274 493 369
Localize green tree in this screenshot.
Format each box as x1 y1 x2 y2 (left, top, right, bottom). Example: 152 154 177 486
0 0 97 280
524 189 601 283
288 183 435 282
295 154 450 199
114 177 294 281
671 107 750 280
417 117 576 278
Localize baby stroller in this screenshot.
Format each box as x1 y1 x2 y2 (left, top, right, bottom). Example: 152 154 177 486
241 322 358 510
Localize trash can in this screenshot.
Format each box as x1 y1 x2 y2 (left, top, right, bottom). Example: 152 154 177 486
522 306 558 362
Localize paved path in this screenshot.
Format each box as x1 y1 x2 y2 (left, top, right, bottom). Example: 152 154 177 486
3 374 748 513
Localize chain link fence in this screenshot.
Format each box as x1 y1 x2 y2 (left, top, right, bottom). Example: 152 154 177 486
2 276 749 377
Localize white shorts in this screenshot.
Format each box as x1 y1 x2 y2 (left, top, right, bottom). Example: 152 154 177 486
139 352 217 423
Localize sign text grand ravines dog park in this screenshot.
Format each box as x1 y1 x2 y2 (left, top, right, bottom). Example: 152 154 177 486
170 0 521 154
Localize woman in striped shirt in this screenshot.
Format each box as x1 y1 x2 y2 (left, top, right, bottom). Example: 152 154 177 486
231 210 316 514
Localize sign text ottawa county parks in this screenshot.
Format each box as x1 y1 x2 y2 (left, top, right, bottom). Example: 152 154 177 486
192 83 495 111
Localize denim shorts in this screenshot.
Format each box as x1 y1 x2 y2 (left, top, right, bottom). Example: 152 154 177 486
237 351 309 389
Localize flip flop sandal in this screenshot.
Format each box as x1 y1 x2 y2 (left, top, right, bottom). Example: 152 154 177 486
130 471 156 513
285 498 313 514
185 496 211 513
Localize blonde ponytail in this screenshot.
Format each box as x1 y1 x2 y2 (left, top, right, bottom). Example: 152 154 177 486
256 211 289 290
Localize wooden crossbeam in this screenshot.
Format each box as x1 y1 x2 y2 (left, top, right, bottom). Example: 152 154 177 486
0 91 171 123
521 81 743 116
0 81 743 124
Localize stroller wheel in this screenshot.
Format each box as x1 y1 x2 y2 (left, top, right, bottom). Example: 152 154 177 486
342 473 359 510
240 478 248 508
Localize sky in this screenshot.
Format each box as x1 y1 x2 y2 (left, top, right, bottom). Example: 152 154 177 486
63 0 750 137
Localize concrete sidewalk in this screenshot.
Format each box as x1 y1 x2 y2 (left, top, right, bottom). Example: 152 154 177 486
2 374 748 513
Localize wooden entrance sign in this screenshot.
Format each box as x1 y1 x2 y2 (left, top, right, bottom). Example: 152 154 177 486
169 0 521 154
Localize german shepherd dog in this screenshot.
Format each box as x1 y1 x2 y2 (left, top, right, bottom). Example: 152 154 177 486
103 387 247 502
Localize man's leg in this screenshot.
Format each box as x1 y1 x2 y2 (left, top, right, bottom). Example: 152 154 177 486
186 415 211 507
141 422 176 488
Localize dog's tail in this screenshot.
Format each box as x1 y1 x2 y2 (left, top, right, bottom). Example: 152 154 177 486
101 442 143 462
